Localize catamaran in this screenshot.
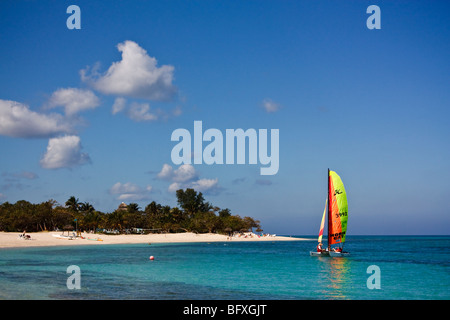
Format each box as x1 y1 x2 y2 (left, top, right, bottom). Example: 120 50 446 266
310 169 349 257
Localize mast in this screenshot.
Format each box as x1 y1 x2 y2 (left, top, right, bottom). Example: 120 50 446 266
327 168 331 250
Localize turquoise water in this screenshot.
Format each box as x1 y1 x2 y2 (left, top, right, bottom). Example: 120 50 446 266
0 236 449 300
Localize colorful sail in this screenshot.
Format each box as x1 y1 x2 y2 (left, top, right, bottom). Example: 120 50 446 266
318 199 327 243
328 170 348 245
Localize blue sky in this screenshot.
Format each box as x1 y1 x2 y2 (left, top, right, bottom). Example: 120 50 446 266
0 1 449 235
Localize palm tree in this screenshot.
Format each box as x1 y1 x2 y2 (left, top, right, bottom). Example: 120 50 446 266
80 202 95 214
65 196 80 212
127 203 140 213
107 210 124 232
84 211 103 233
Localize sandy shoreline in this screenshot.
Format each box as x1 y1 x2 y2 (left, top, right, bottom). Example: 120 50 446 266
0 231 309 249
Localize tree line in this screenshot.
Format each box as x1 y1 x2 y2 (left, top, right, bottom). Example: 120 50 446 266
0 188 262 235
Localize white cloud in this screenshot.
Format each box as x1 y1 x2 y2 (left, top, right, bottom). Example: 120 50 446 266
47 88 100 116
109 182 140 194
111 98 182 122
112 97 126 115
109 182 152 201
127 102 158 121
262 98 281 113
157 163 175 180
191 178 219 193
0 99 71 138
40 135 90 169
172 164 198 182
81 40 176 101
168 182 182 193
116 194 143 201
157 164 198 183
156 163 220 194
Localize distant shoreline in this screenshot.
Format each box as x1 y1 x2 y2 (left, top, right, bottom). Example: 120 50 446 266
0 231 310 249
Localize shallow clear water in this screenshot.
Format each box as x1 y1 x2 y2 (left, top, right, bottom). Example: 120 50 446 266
0 236 448 299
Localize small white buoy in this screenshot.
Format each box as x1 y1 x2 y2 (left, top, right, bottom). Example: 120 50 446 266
149 256 155 260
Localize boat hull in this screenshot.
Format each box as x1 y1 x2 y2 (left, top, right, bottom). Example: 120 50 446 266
310 250 350 257
52 234 75 240
309 251 330 257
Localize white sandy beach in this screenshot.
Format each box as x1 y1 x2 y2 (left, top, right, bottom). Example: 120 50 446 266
0 231 308 249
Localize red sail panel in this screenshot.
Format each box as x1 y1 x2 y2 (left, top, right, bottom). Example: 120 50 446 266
328 174 343 245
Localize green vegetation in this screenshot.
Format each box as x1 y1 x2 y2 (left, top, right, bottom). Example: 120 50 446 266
0 188 262 235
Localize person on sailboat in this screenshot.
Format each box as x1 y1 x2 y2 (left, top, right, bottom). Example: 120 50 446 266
317 242 323 252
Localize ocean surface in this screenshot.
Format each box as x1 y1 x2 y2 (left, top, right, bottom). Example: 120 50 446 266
0 236 448 300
